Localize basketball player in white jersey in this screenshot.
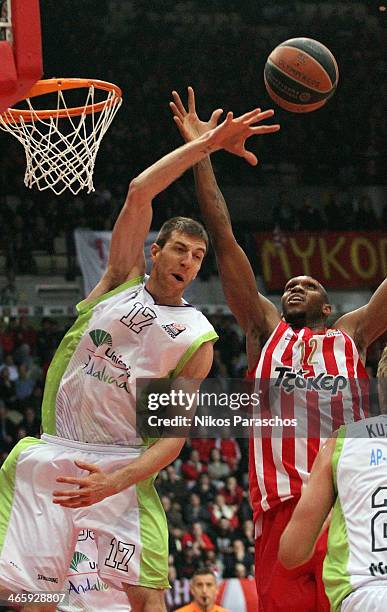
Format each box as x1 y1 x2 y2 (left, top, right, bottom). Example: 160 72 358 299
170 87 387 612
279 345 387 611
0 106 279 612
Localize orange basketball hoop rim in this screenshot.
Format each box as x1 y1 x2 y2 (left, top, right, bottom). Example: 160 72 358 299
0 77 122 123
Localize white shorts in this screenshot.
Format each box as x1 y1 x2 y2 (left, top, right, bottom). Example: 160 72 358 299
0 435 169 594
342 585 387 611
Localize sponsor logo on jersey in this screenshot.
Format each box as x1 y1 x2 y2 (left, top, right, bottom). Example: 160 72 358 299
162 322 186 339
70 552 90 572
274 365 347 395
82 356 130 394
37 573 58 583
369 561 387 576
68 577 109 594
325 329 342 337
84 329 131 389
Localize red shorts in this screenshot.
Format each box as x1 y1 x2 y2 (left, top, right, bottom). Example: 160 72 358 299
255 498 330 612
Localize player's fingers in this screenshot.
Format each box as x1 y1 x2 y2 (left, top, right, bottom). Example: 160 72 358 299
187 86 196 113
169 101 183 121
250 124 281 134
209 108 223 126
53 497 88 508
55 476 84 486
173 116 189 139
238 108 262 123
171 90 187 115
244 150 259 166
74 460 101 473
243 109 276 126
52 487 87 497
224 111 233 124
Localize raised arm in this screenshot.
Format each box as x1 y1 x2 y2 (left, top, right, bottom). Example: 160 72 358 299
86 106 277 303
335 277 387 362
170 88 281 365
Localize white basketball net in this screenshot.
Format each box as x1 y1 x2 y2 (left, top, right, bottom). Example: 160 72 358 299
0 84 122 195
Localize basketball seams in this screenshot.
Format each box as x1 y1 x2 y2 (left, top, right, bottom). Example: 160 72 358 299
264 80 327 113
279 38 338 84
267 52 334 94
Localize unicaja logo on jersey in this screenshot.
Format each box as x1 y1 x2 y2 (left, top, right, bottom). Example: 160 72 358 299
274 366 347 395
89 329 113 348
162 322 186 339
70 552 89 572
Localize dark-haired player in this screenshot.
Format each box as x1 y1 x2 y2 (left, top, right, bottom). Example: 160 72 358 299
170 86 387 612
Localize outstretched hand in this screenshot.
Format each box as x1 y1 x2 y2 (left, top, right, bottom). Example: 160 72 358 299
170 86 280 166
170 86 223 142
52 460 120 508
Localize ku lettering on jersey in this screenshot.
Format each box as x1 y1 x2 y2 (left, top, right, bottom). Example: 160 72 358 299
249 320 369 523
324 416 387 611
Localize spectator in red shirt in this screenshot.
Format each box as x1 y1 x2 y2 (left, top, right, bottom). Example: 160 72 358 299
214 438 241 471
190 438 215 463
181 449 207 486
210 493 239 530
182 521 215 552
219 476 245 506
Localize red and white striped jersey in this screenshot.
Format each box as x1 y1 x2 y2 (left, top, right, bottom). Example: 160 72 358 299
249 320 369 523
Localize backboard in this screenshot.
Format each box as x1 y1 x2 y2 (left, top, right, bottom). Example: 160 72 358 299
0 0 42 114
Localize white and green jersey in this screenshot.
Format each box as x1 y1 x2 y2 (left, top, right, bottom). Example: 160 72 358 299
41 276 218 445
323 416 387 611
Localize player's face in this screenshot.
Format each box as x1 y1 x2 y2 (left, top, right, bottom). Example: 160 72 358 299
281 276 330 323
190 574 217 608
151 231 206 293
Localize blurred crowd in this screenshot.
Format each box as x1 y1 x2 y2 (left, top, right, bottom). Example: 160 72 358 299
0 2 386 277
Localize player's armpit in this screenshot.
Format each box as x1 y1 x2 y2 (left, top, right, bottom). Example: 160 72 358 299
335 277 387 353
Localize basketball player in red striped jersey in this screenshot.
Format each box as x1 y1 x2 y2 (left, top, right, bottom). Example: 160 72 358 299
170 87 387 612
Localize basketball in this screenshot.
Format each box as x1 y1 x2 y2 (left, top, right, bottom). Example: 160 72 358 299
264 37 339 113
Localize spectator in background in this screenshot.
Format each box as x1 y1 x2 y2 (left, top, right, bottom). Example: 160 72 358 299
19 406 40 438
15 364 35 404
0 367 16 405
219 476 244 507
191 472 217 506
0 354 19 382
161 495 186 531
0 272 20 306
182 522 215 553
0 402 17 452
190 439 215 464
213 518 235 559
353 194 379 230
157 464 189 504
240 519 255 557
181 448 207 486
184 492 212 526
210 494 239 531
207 448 231 486
295 196 326 231
214 439 241 472
223 539 254 579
